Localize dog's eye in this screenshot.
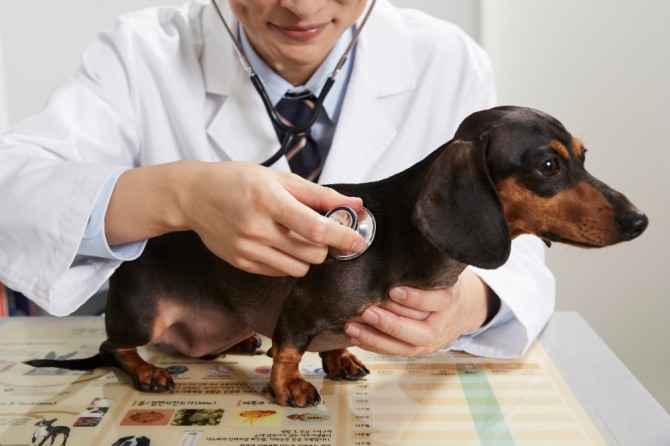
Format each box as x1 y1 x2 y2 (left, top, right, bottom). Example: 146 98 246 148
537 157 560 177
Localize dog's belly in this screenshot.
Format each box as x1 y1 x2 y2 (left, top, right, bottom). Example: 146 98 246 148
151 301 351 358
152 300 257 358
151 299 353 357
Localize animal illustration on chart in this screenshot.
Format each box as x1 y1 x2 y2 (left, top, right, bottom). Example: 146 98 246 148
31 418 70 446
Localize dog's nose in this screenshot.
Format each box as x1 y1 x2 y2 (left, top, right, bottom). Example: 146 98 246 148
617 211 648 239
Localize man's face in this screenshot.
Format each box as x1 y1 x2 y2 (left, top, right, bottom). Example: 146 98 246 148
228 0 366 85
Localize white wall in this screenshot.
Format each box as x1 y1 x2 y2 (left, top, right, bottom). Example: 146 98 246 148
482 0 670 413
0 0 184 130
391 0 479 41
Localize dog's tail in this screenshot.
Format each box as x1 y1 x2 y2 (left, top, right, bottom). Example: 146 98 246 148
25 354 107 370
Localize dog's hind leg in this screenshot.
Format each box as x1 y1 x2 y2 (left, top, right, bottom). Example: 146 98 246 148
319 349 370 381
224 334 263 354
60 429 69 446
98 341 175 392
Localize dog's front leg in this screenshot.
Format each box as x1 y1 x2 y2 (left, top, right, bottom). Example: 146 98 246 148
268 342 320 407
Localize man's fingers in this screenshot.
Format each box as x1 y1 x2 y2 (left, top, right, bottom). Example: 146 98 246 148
345 307 434 356
273 186 366 253
389 287 453 313
285 174 363 212
345 320 423 357
362 307 433 346
273 229 329 265
224 239 312 277
379 300 431 321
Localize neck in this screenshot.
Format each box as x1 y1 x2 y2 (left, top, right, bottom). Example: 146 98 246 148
274 61 321 87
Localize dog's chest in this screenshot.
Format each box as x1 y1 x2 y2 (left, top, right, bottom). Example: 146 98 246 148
397 256 466 290
33 425 48 437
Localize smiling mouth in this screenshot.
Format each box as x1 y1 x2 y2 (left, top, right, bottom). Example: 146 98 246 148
274 23 328 40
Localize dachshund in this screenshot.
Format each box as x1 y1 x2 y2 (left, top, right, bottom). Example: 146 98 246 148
26 106 648 407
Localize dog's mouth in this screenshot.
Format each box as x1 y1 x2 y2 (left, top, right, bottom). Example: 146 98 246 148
538 232 601 249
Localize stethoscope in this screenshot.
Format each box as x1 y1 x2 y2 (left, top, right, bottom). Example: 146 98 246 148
211 0 377 168
211 0 378 260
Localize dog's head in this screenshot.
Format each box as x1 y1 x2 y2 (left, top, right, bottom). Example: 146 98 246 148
112 436 151 446
413 106 648 269
35 418 55 427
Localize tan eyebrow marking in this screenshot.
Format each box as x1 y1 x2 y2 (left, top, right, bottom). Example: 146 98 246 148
572 137 584 158
550 140 570 160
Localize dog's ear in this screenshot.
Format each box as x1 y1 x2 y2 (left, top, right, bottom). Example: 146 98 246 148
412 139 511 269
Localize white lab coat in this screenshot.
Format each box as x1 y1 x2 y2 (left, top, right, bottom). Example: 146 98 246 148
0 0 554 358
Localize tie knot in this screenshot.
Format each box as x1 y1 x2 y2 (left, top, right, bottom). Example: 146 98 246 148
275 91 317 128
285 90 315 101
272 90 323 181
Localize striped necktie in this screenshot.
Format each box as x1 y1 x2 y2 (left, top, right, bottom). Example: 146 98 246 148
274 92 323 182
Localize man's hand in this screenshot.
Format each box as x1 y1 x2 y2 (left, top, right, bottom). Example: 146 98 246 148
105 161 366 277
344 269 494 356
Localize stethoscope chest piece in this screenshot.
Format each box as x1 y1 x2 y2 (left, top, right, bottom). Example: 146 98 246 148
325 206 376 260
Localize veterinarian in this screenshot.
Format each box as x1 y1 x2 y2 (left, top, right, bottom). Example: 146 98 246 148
0 0 554 359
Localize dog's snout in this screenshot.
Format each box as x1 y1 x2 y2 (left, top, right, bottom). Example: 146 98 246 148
617 211 648 239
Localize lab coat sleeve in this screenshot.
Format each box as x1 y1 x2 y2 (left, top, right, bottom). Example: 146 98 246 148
77 166 146 260
446 235 556 358
0 20 142 315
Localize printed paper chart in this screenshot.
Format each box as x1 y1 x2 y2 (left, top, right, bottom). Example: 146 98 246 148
0 318 604 445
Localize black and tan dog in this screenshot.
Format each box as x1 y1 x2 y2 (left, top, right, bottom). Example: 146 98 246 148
27 106 648 407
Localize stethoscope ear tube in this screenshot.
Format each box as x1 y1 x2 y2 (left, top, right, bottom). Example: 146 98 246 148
212 0 376 168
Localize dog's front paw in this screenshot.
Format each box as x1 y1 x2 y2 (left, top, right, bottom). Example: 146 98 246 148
269 344 320 407
131 364 175 392
320 349 370 381
269 377 321 408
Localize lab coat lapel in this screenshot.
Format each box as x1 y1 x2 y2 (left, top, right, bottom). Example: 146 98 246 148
319 0 415 184
201 2 290 169
318 69 396 184
207 78 287 168
202 0 414 176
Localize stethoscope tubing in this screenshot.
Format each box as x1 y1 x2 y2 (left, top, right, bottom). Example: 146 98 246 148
250 74 335 167
211 0 376 167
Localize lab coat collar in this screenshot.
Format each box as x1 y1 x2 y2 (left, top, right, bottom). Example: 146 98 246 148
202 0 416 180
201 0 243 97
202 1 284 166
319 0 416 183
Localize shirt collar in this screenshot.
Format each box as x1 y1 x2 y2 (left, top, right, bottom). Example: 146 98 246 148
238 24 354 120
